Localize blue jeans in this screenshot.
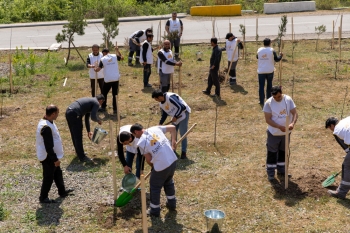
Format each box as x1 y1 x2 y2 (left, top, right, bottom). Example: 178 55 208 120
258 73 274 104
175 111 189 153
125 150 142 179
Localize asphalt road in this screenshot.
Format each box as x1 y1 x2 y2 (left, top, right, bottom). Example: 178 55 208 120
0 13 349 49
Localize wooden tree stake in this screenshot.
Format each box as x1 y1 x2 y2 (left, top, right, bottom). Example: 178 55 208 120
178 66 182 95
109 116 117 201
339 27 341 61
279 40 283 87
9 54 13 94
291 16 294 42
141 174 148 233
285 114 290 189
332 20 334 49
229 22 231 33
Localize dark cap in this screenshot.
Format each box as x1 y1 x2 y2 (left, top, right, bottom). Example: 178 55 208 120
102 48 109 53
225 33 234 39
263 38 271 46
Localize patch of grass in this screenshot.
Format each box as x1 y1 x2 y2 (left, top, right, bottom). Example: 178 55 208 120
0 38 350 232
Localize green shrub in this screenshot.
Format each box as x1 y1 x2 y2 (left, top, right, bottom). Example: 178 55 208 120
316 0 340 9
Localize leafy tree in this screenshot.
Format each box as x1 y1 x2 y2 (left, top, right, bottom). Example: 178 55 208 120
55 8 87 65
315 25 326 51
102 8 119 50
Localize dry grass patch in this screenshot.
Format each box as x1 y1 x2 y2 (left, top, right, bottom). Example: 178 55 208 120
1 39 350 232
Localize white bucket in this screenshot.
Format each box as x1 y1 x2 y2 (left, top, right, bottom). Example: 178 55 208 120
204 209 225 233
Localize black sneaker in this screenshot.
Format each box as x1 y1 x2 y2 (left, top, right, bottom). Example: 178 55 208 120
328 190 346 199
40 198 57 204
166 202 176 211
180 152 187 159
144 84 152 88
202 90 210 95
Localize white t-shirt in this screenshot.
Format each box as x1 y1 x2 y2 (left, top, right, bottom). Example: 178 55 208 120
263 94 296 136
137 126 177 171
169 18 181 36
334 116 350 145
119 125 139 153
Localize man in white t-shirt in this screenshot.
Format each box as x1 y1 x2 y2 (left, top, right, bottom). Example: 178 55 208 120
263 86 298 181
130 123 177 217
95 47 123 114
165 12 183 60
325 116 350 199
221 33 243 85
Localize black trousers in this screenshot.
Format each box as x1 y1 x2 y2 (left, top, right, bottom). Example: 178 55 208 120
143 64 151 86
65 109 85 160
39 156 66 201
90 78 104 97
206 69 220 96
102 81 119 111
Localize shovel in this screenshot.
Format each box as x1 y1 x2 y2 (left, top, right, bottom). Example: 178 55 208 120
322 171 341 187
115 123 197 207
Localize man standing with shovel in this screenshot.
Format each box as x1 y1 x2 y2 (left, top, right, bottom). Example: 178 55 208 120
325 116 350 199
263 86 298 181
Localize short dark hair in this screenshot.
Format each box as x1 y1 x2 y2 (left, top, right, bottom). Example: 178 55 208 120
325 117 338 129
263 38 271 46
225 33 234 40
130 123 143 134
92 44 99 48
145 28 153 34
46 105 58 116
119 131 133 143
147 33 154 38
152 89 164 98
102 48 109 53
211 38 218 44
271 86 282 95
96 94 105 102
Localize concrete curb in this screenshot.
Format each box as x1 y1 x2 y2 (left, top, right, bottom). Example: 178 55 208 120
0 13 187 29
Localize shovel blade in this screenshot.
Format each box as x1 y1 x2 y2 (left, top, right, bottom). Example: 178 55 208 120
322 172 340 188
115 188 138 207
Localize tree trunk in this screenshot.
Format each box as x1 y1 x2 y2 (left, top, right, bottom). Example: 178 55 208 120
66 35 73 66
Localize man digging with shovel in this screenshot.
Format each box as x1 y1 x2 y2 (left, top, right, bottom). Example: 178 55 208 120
130 123 177 217
325 116 350 199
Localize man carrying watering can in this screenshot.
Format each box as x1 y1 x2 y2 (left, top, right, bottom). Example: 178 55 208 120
325 116 350 199
130 123 177 217
65 94 104 162
117 125 143 179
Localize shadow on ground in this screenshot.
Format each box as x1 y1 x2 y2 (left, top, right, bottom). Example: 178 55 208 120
66 156 108 172
230 84 248 95
36 198 64 226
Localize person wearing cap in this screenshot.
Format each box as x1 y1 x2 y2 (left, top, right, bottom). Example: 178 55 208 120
128 28 153 66
157 39 183 93
257 38 283 105
86 44 104 97
65 94 105 162
263 86 298 181
165 12 183 60
202 38 222 99
140 33 154 88
325 116 350 199
221 33 243 85
95 47 123 114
